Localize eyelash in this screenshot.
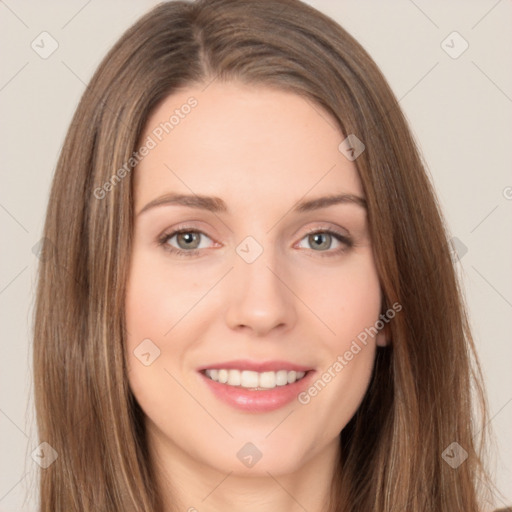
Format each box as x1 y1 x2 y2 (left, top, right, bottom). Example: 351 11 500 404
157 226 354 258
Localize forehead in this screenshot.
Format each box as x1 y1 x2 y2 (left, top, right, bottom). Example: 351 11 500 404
134 81 363 211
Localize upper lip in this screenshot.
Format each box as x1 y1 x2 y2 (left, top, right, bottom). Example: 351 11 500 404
198 359 313 373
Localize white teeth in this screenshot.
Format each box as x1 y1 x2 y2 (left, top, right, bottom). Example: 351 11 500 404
204 369 308 389
259 371 276 389
276 370 288 386
241 370 259 388
287 370 297 384
227 369 241 386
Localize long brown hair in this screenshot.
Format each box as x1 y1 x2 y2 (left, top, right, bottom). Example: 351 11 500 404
33 0 496 510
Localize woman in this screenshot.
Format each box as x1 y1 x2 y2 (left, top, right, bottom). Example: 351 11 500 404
33 0 498 510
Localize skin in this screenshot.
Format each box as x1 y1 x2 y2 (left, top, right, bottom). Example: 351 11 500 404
125 81 389 512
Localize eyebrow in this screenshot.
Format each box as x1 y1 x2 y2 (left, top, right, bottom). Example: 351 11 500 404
136 192 367 216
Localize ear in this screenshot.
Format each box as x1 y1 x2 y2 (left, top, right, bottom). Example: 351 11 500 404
376 322 391 347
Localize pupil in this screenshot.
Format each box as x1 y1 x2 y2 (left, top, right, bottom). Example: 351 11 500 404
311 233 329 250
180 232 198 248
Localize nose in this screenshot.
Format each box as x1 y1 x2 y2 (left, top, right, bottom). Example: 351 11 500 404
224 246 297 337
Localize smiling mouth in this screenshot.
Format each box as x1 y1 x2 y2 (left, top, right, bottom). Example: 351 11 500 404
201 368 309 390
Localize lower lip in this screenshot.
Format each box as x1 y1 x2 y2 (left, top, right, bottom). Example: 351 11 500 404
199 371 316 412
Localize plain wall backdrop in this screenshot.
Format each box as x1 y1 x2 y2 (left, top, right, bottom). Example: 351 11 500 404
0 0 511 510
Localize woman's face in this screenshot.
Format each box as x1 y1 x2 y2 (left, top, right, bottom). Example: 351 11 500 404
125 81 387 476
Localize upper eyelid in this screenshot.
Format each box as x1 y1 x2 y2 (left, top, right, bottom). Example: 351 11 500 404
161 219 352 237
161 224 349 238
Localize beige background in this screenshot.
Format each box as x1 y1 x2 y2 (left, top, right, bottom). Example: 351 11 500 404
0 0 510 509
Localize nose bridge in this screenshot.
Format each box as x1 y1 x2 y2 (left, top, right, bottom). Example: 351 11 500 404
224 233 296 335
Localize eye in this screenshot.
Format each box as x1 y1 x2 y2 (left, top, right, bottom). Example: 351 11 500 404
157 226 353 258
158 228 215 256
296 228 353 257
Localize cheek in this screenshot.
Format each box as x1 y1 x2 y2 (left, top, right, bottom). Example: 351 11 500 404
123 251 194 426
303 253 382 343
124 248 220 401
124 249 204 345
328 256 382 375
125 275 170 342
124 250 184 396
294 254 382 433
